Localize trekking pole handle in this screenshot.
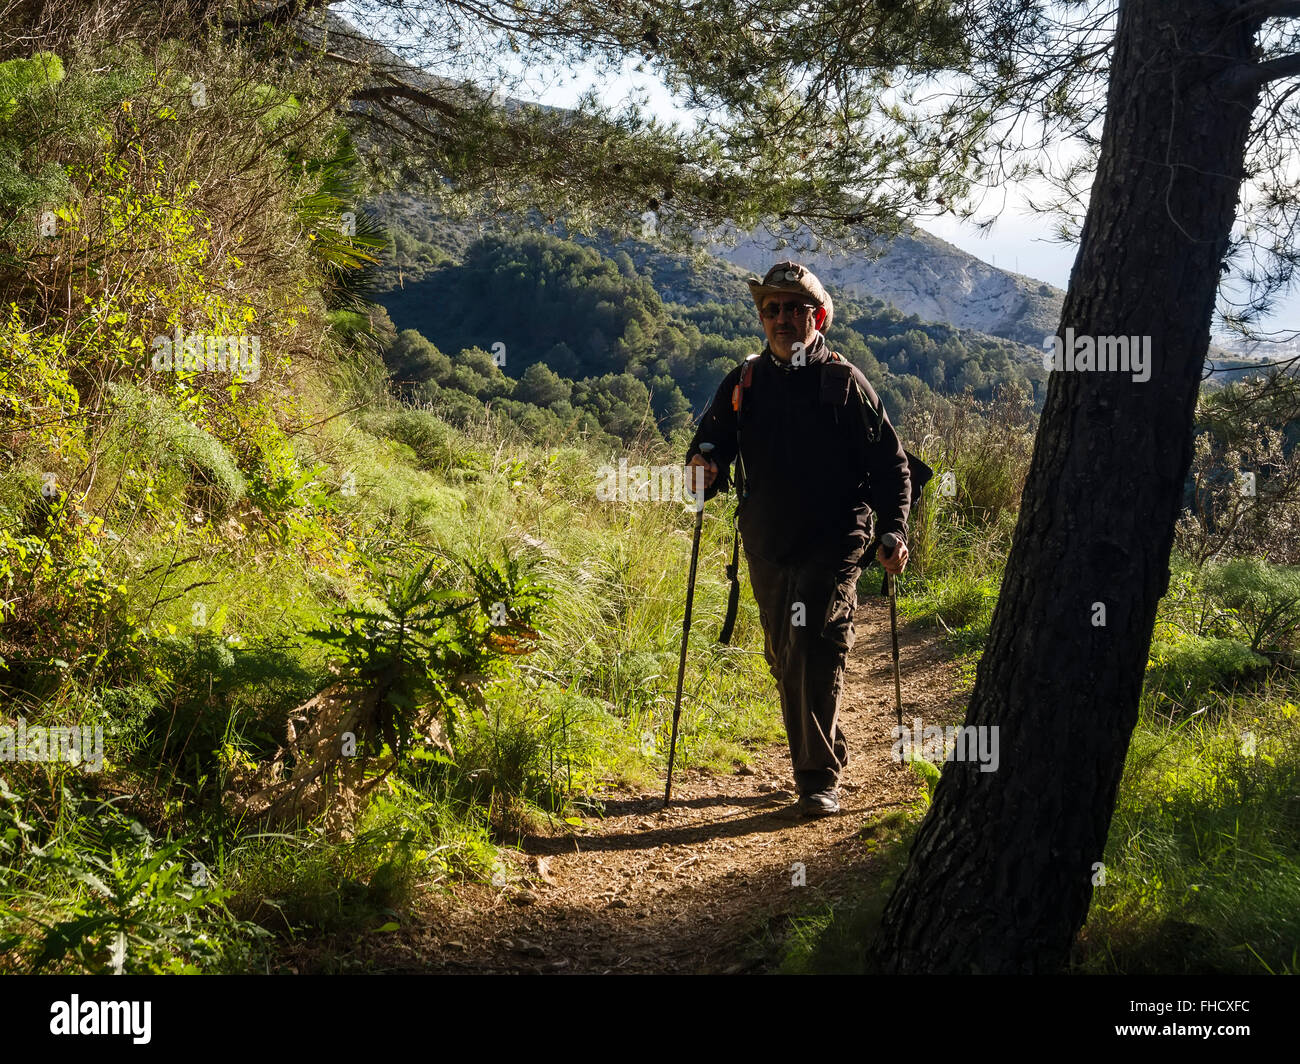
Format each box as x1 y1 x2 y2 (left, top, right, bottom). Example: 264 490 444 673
881 532 899 559
691 442 715 510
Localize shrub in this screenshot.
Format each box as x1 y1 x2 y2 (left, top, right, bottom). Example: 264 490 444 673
903 386 1036 577
1145 631 1269 710
373 407 457 474
5 797 266 974
108 384 247 516
1202 558 1300 654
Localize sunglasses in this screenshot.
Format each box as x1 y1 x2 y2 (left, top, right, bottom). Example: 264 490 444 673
760 301 816 319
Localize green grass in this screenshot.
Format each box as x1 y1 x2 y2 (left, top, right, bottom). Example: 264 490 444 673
220 776 499 940
1078 674 1300 974
895 565 1000 688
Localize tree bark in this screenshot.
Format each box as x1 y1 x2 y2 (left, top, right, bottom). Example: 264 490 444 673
869 0 1264 973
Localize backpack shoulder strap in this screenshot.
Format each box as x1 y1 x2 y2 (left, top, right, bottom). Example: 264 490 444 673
825 349 884 444
731 353 760 416
720 359 758 645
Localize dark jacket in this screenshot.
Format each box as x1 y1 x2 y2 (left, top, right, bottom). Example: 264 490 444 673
685 332 911 566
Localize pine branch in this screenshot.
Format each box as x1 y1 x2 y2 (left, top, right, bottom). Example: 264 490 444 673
1219 52 1300 97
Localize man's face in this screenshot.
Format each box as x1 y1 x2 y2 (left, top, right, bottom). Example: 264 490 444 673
760 296 819 361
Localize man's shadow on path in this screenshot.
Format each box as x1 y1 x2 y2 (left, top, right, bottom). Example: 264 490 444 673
521 792 911 856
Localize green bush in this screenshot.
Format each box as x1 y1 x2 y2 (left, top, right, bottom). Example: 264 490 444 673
108 383 247 516
307 549 549 762
140 634 325 791
2 795 265 974
0 53 65 114
95 684 161 761
451 686 573 825
0 56 68 221
1145 632 1269 709
373 407 458 474
1202 558 1300 654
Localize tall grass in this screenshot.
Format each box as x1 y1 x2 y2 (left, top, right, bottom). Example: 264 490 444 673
903 386 1036 579
888 388 1036 680
1078 671 1300 974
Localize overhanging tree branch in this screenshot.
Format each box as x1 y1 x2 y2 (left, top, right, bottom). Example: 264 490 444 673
352 84 467 124
367 97 450 142
220 0 334 33
1232 0 1300 24
1218 51 1300 97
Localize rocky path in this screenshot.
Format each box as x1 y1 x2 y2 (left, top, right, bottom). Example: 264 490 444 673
312 596 966 974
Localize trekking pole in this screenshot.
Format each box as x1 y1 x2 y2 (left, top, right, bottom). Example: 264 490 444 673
880 533 904 758
664 443 713 805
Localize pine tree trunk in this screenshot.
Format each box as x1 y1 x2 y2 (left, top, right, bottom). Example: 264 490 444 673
869 0 1263 973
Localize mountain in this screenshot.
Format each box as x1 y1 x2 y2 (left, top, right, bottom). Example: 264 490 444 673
367 194 1061 360
366 195 1051 369
702 222 1064 348
363 196 1050 454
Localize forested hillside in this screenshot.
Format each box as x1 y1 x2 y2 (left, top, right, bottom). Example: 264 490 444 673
369 218 1049 447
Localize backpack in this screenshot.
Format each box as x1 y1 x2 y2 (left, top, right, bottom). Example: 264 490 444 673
717 349 933 643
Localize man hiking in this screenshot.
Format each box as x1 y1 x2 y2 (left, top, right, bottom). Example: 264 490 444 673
685 261 911 817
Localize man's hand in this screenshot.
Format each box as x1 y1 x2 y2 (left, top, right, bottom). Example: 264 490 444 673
880 535 908 575
686 453 718 493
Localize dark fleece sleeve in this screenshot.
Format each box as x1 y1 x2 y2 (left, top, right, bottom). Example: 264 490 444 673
853 374 911 543
684 364 743 501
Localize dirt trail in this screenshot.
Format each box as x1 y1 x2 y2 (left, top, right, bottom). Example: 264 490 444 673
341 597 966 974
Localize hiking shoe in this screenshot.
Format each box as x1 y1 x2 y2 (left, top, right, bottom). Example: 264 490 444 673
797 789 840 817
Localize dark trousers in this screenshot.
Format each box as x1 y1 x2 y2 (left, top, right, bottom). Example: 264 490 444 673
745 546 862 794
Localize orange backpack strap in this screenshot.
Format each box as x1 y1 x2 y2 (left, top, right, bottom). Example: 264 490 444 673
731 353 760 414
